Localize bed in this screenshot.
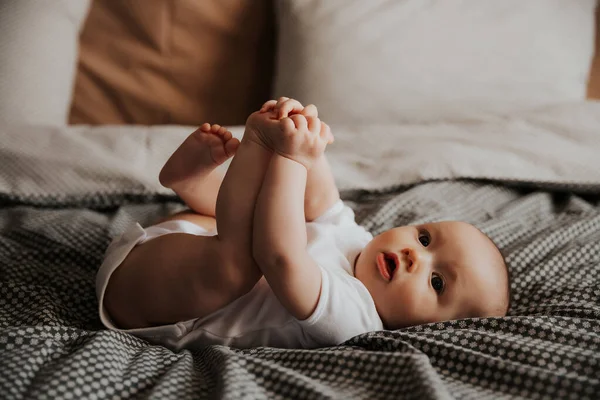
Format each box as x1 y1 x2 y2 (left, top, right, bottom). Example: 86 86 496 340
1 1 599 399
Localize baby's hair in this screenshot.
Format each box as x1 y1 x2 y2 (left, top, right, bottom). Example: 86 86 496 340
481 232 512 316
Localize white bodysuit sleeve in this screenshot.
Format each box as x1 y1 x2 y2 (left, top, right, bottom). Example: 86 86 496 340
297 267 383 346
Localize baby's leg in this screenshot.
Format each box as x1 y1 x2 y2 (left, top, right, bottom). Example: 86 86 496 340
159 123 239 217
157 118 274 284
212 127 273 282
104 124 272 329
162 119 274 291
106 232 234 328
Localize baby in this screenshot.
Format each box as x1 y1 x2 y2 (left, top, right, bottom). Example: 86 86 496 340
97 98 511 350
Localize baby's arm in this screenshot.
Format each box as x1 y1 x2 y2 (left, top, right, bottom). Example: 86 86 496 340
253 114 332 319
304 150 340 221
264 98 340 222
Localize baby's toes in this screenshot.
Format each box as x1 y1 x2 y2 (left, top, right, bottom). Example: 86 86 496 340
210 124 222 134
200 123 211 132
221 129 233 141
209 142 228 164
224 137 240 157
216 126 232 140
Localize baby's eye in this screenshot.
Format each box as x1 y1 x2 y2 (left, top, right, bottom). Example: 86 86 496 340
418 230 431 247
431 273 445 294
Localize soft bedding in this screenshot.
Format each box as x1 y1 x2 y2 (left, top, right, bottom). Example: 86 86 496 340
1 102 599 399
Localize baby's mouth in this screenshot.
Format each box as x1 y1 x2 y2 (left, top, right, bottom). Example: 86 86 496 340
377 252 399 281
384 252 398 278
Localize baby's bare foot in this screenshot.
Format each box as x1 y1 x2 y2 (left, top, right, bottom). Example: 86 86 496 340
159 123 240 192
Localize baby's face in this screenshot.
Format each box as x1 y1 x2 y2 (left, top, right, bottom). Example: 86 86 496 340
354 221 508 329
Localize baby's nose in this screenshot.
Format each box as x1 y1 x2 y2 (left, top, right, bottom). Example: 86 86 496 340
401 248 431 273
401 248 416 271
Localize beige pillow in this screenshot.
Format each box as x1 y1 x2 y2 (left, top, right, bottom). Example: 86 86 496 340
274 0 598 124
0 0 90 125
69 0 276 126
588 5 600 100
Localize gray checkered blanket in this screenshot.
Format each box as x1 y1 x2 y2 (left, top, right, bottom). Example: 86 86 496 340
1 109 600 399
1 179 599 399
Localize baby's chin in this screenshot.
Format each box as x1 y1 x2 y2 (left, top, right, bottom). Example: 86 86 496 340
381 320 406 330
381 317 430 331
378 312 427 330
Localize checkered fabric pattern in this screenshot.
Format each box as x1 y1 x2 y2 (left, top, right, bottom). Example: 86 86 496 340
1 180 599 399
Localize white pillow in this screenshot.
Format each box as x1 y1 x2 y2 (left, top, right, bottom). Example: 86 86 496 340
274 0 597 124
0 0 91 125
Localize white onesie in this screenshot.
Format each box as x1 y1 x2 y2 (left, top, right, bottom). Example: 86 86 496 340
96 200 383 350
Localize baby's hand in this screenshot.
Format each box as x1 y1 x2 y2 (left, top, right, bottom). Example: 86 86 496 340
247 98 333 167
276 109 332 169
261 98 332 143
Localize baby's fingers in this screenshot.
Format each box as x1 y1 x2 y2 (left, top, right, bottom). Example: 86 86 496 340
277 99 304 119
260 100 277 113
289 114 308 131
306 116 322 136
320 122 334 144
300 104 318 118
274 97 290 114
279 117 296 133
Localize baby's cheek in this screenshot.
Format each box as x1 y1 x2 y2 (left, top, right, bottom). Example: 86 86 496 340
394 291 420 321
395 287 436 326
